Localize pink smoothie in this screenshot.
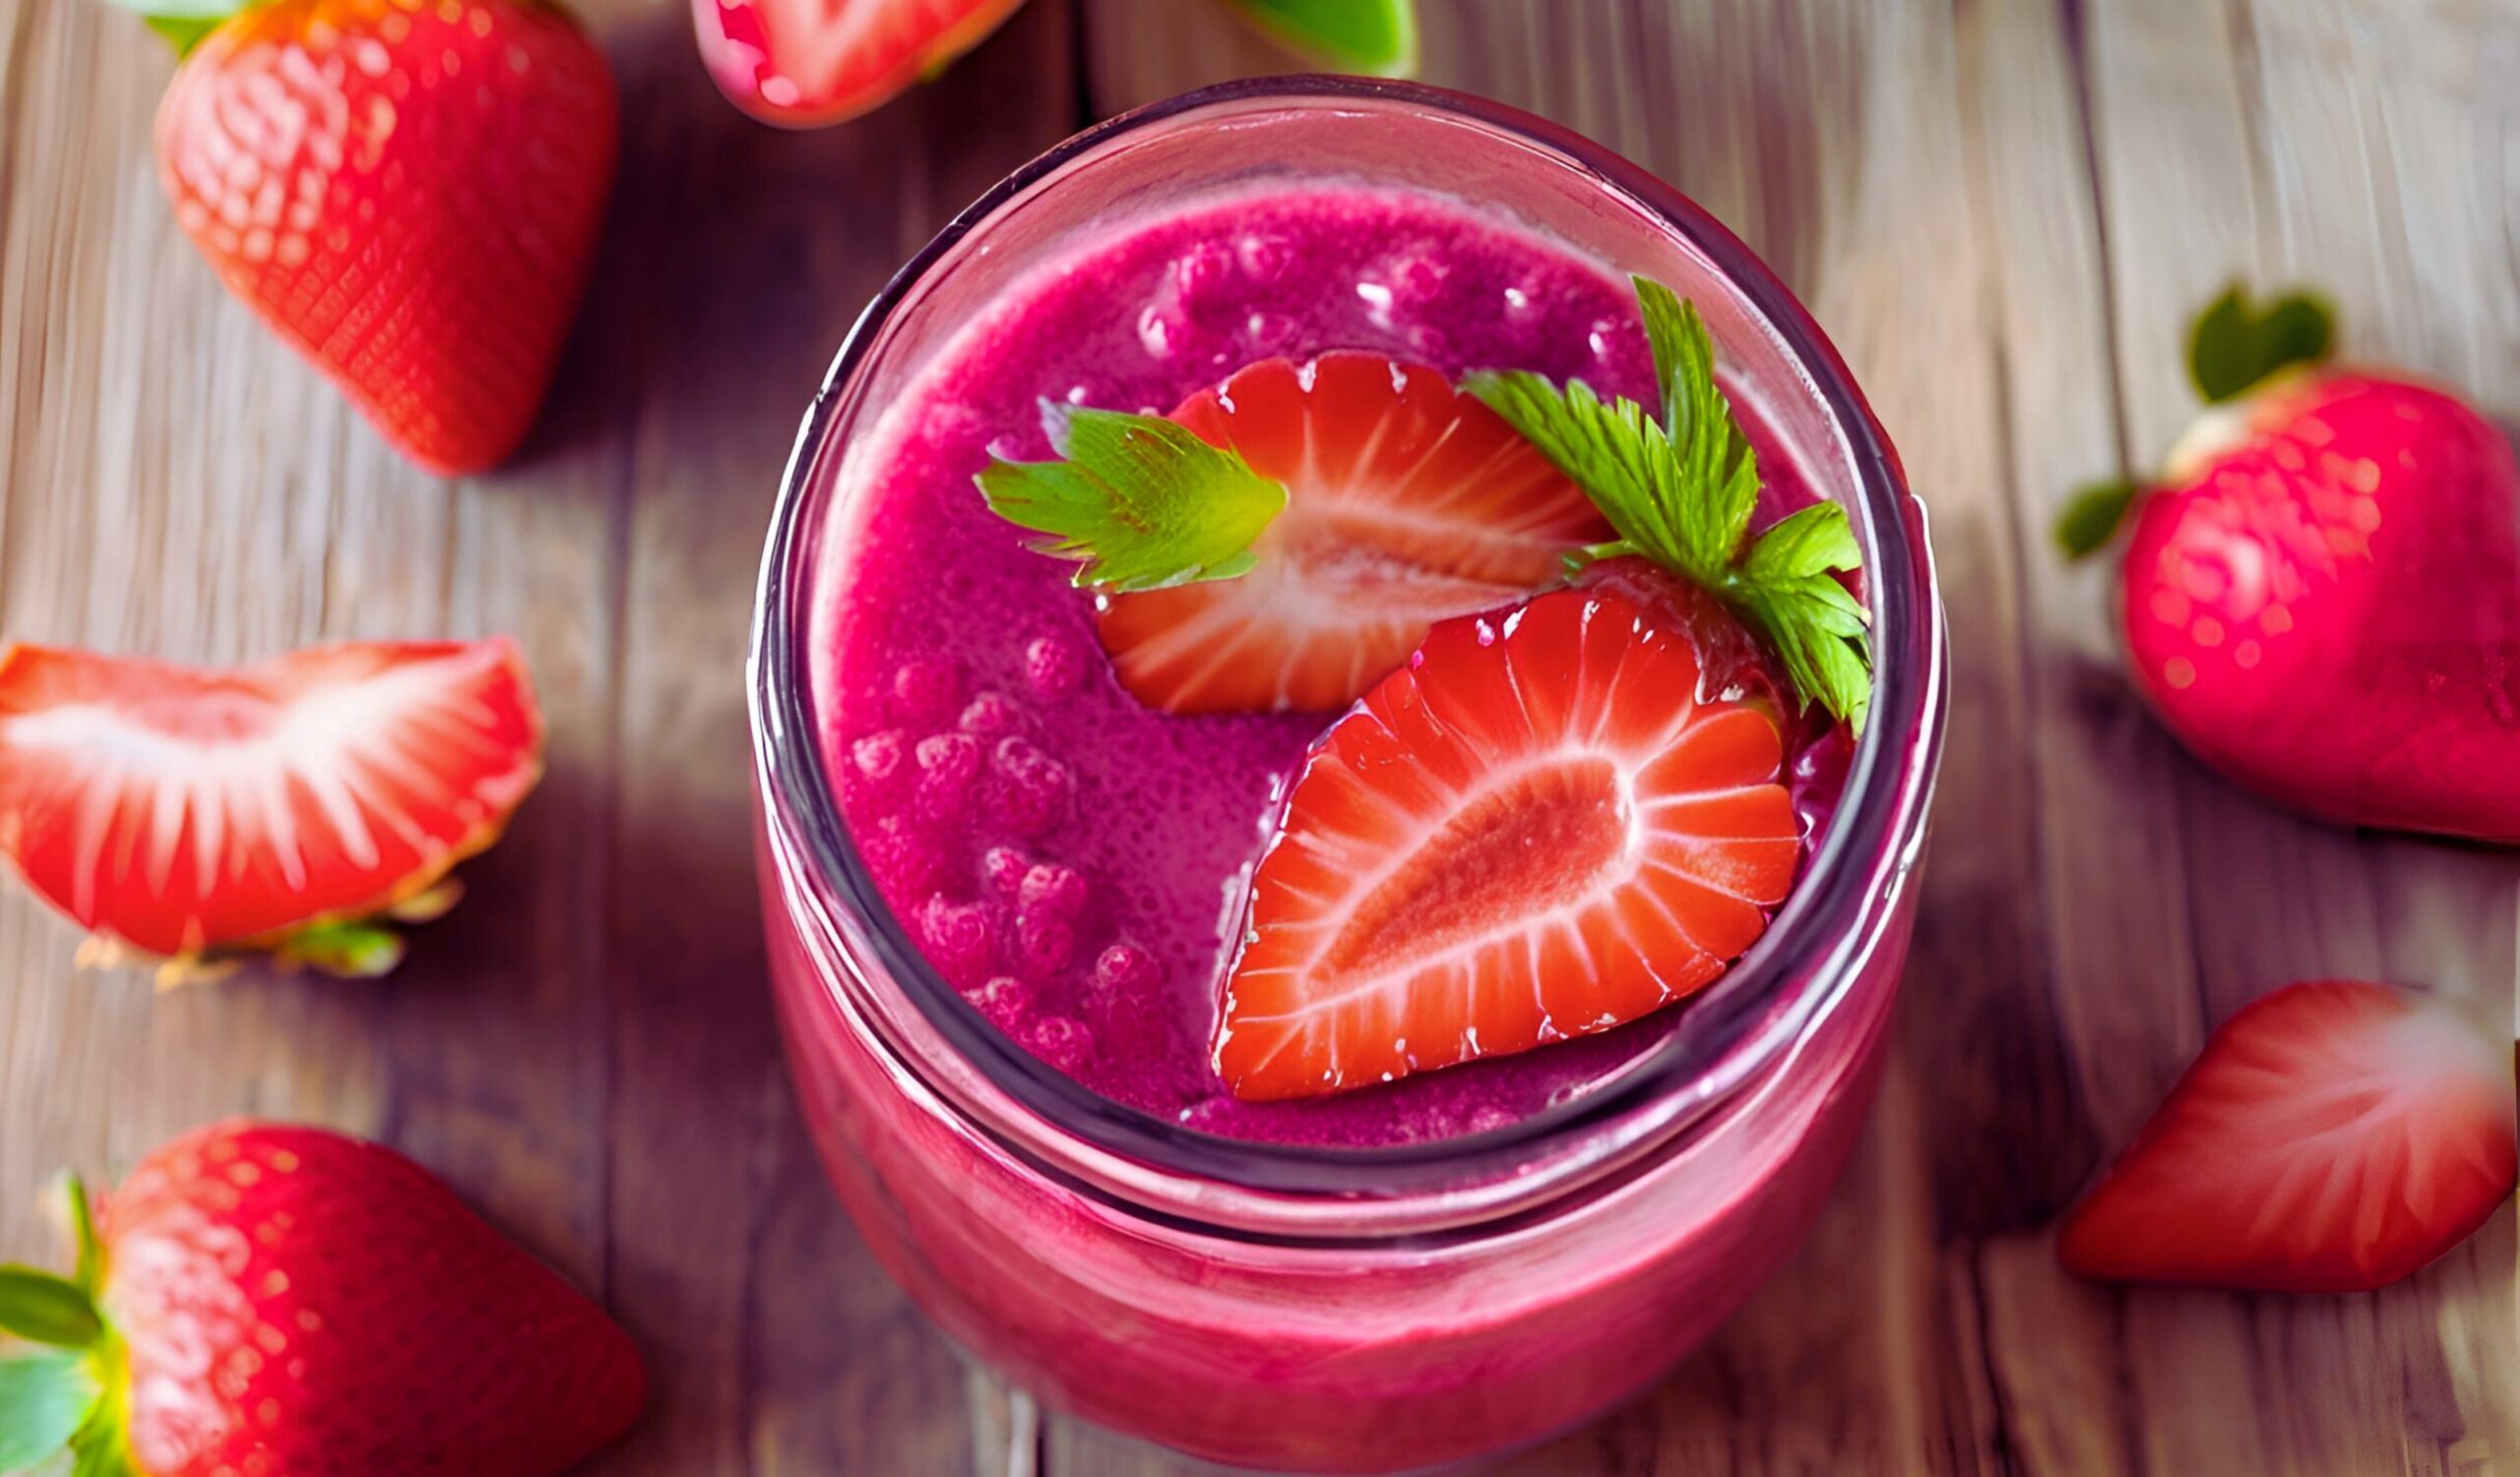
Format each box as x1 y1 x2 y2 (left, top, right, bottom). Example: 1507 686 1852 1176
810 185 1847 1147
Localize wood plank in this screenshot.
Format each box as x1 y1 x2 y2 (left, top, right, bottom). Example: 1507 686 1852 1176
2081 2 2520 1472
588 4 1081 1473
0 5 1079 1477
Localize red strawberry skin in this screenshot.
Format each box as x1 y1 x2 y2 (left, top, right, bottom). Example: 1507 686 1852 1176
695 0 1027 128
2058 981 2517 1293
2119 371 2520 839
98 1122 646 1476
156 0 618 477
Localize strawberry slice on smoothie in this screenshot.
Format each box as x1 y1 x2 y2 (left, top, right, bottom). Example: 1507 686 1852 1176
1214 584 1800 1100
0 640 542 979
981 353 1609 715
2058 980 2518 1293
978 275 1876 1098
1090 353 1609 713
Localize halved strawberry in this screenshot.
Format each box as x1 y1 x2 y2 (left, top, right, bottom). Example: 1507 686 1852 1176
1095 353 1611 714
1212 583 1800 1101
2058 980 2518 1293
0 640 542 974
695 0 1028 128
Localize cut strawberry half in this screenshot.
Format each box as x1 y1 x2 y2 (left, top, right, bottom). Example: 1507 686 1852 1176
0 640 542 970
1095 353 1612 714
695 0 1028 128
1213 584 1800 1101
2058 980 2518 1293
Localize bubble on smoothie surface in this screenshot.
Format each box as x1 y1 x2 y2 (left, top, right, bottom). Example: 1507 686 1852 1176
849 730 910 803
1026 1014 1096 1073
1242 310 1297 355
914 732 983 822
967 974 1033 1025
860 813 947 897
891 658 963 727
1236 231 1292 284
1172 239 1238 316
1093 942 1161 996
980 844 1032 897
1138 303 1183 360
1385 250 1452 305
1013 911 1078 976
958 690 1023 738
989 736 1073 838
1023 633 1084 698
919 896 996 988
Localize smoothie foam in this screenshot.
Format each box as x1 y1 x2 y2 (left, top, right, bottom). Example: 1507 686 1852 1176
810 186 1844 1146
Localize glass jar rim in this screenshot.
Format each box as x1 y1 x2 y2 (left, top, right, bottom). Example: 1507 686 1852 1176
748 75 1946 1223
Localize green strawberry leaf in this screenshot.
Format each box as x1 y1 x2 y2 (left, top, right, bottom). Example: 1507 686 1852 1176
97 0 242 54
0 1267 101 1348
1222 0 1418 77
66 1177 102 1296
0 1354 103 1471
977 403 1289 593
142 13 222 53
1467 278 1873 732
274 920 407 979
2187 285 2335 404
2053 477 2141 559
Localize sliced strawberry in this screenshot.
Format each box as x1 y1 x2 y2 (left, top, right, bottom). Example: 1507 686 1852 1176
2058 980 2518 1293
1212 584 1800 1101
0 640 542 965
1095 353 1611 714
696 0 1028 128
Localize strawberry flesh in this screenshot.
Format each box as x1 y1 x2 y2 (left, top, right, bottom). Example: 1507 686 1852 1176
0 640 542 960
2058 980 2518 1293
1214 582 1800 1102
1095 353 1611 714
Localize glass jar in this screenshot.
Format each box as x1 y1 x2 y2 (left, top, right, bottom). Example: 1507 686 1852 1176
748 77 1946 1475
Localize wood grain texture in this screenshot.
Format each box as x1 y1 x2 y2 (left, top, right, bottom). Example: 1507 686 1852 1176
0 1 1079 1473
2 0 2514 1474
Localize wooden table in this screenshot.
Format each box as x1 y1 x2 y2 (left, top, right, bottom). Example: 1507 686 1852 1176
3 0 2514 1472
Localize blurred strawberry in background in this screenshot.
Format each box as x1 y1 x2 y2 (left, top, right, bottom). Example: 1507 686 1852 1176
696 0 1417 129
142 0 617 476
2060 289 2520 842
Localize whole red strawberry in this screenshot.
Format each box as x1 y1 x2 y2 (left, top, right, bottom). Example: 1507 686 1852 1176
2062 289 2520 840
0 1122 646 1476
152 0 618 476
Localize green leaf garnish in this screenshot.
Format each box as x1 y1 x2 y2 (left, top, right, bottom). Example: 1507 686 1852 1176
1222 0 1419 77
1466 277 1874 732
2187 285 2335 404
0 1353 103 1471
0 1267 102 1348
977 402 1288 593
2053 477 2142 559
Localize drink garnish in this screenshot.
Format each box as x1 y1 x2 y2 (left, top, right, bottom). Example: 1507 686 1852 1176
983 355 1606 712
1212 583 1799 1101
977 277 1871 731
1464 277 1872 732
977 402 1289 593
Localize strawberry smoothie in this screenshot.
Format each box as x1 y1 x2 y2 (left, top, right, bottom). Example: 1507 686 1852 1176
809 185 1850 1147
752 79 1943 1473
